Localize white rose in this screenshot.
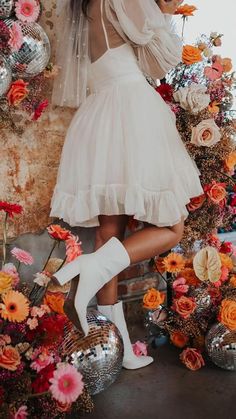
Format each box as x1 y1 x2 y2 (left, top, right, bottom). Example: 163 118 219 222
191 118 221 147
173 83 210 114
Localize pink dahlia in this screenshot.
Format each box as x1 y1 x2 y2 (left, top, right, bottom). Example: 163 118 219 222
15 0 40 23
11 247 34 265
49 364 84 404
8 22 23 52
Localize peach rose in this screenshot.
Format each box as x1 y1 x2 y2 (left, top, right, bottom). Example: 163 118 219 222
143 288 165 310
172 296 196 319
7 79 29 106
191 119 221 147
219 299 236 330
204 181 226 206
182 45 202 65
187 194 206 212
180 347 205 371
0 345 21 371
170 331 189 348
173 83 210 114
222 58 233 73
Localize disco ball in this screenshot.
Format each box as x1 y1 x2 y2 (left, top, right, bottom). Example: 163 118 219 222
206 322 236 371
189 286 212 316
144 305 169 347
0 55 12 96
0 0 14 18
5 20 51 77
59 310 124 395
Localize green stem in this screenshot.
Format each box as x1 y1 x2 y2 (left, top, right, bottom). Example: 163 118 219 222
213 169 236 184
27 391 49 399
2 212 8 268
42 240 57 271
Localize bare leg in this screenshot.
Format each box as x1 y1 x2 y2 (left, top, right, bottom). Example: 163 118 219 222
95 215 128 305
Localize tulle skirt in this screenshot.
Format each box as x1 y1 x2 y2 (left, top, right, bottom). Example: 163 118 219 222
50 44 203 227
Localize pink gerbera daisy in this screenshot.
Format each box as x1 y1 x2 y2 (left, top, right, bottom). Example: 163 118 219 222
11 247 34 265
49 364 84 404
15 0 40 23
8 22 23 52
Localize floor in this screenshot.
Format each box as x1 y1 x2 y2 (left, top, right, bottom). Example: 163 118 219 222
82 325 236 419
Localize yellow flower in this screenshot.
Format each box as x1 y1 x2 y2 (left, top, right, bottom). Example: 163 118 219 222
0 272 12 295
0 290 29 322
219 253 234 271
163 253 185 273
208 101 220 114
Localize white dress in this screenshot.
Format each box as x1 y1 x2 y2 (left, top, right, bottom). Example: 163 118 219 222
50 0 203 228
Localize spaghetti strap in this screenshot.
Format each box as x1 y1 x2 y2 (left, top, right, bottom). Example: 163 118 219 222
100 0 110 50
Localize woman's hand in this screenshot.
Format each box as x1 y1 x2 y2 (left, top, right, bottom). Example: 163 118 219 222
156 0 184 15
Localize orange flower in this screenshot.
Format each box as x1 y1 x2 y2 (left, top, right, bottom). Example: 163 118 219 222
172 296 196 319
219 299 236 330
175 4 197 16
0 290 29 322
187 194 206 212
204 182 226 206
208 101 220 114
229 276 236 288
7 79 29 106
154 257 166 274
0 272 12 295
163 253 185 274
44 292 65 314
143 288 165 310
0 345 21 371
178 268 200 286
180 347 205 371
47 225 71 241
182 45 202 65
225 151 236 172
222 58 233 73
219 253 233 271
170 331 189 348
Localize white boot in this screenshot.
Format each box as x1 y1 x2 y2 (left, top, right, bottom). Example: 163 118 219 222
54 237 130 336
98 301 153 370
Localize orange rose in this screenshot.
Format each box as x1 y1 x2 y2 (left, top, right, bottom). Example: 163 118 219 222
170 331 189 348
225 151 236 172
222 58 233 73
7 79 29 106
172 296 196 319
180 347 205 371
187 194 206 212
175 5 197 16
219 299 236 330
205 182 226 206
178 268 200 287
219 253 233 271
0 345 21 371
143 288 165 309
230 276 236 288
182 45 202 65
44 292 65 314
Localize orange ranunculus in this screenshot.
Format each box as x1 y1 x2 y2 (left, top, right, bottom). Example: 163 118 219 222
170 331 189 348
0 345 21 371
219 253 233 271
47 224 71 241
7 79 29 106
180 347 205 371
222 58 233 73
154 257 165 274
178 268 200 286
44 292 65 314
204 182 226 206
163 253 185 274
182 45 202 65
219 299 236 330
172 296 196 319
230 276 236 288
187 194 206 212
143 288 165 310
225 151 236 172
175 4 197 16
208 101 220 114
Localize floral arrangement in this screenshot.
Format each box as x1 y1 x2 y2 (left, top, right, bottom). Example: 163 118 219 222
144 239 236 371
0 202 94 417
0 0 57 134
155 3 236 251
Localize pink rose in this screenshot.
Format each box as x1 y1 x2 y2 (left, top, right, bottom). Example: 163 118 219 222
173 277 189 295
132 341 148 357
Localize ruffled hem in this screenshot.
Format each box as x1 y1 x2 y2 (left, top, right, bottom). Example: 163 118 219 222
50 182 202 228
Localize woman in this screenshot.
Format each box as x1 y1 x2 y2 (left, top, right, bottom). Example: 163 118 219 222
51 0 203 369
